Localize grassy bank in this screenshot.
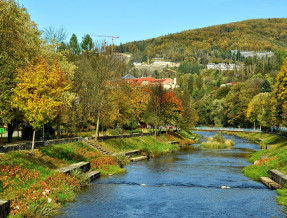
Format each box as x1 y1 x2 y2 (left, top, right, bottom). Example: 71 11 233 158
100 131 198 158
0 141 125 217
225 131 287 208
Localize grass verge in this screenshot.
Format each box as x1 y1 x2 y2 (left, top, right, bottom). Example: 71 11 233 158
226 131 287 209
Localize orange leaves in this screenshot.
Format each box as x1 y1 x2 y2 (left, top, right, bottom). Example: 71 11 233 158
4 168 81 216
90 156 117 170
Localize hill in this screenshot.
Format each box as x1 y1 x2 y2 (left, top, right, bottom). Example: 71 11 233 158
118 18 287 62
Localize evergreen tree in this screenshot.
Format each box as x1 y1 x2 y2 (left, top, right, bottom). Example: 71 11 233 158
69 34 81 55
81 34 94 52
261 79 272 93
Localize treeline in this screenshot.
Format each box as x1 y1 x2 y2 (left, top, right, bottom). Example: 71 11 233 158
117 18 287 62
0 0 197 144
174 53 287 130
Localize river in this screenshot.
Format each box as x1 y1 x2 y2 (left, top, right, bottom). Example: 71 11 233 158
57 131 285 217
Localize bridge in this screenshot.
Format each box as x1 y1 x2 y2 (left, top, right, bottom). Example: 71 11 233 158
192 127 262 133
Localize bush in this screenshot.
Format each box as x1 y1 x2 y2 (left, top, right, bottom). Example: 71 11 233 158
26 201 58 217
112 152 130 167
213 133 226 143
109 129 120 136
70 169 90 188
201 134 234 149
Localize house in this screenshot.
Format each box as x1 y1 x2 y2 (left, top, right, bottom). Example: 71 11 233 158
122 75 178 90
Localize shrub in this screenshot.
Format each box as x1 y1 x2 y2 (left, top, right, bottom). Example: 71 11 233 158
201 134 234 149
26 201 58 217
70 169 90 188
112 152 130 167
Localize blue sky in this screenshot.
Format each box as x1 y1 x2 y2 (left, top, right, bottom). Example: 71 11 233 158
19 0 287 45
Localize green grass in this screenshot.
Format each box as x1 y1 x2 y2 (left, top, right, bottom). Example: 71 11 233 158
101 134 180 158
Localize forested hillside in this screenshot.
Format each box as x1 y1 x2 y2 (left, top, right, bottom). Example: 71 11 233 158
118 18 287 62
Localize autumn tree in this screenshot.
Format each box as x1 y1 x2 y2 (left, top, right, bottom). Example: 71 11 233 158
73 51 128 139
12 57 72 152
272 58 287 126
0 0 41 142
176 91 198 130
247 93 272 129
146 85 182 135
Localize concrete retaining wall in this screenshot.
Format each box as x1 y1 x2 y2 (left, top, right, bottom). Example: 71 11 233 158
268 170 287 187
56 162 90 175
0 200 10 218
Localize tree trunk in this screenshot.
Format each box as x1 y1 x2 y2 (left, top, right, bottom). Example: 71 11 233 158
95 112 100 141
7 123 15 143
31 130 36 153
154 125 157 136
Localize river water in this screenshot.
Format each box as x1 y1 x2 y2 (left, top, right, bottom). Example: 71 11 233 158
58 131 285 217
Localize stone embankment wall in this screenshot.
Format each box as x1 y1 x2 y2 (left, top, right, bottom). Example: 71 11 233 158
268 170 287 187
0 137 83 153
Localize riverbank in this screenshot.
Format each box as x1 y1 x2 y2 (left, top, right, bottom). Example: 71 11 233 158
100 130 199 158
223 131 287 208
1 130 198 217
0 141 125 217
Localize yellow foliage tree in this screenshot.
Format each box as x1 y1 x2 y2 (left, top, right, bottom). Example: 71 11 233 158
12 57 72 152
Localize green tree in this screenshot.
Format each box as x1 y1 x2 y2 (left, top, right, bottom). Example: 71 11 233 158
177 91 198 130
69 34 81 55
211 99 225 127
81 34 94 52
261 79 272 93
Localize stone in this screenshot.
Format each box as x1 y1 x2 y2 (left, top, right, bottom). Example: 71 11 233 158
87 171 100 181
130 156 148 162
0 200 10 218
56 162 90 175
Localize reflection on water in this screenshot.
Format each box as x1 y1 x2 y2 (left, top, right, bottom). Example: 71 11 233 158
57 131 285 218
